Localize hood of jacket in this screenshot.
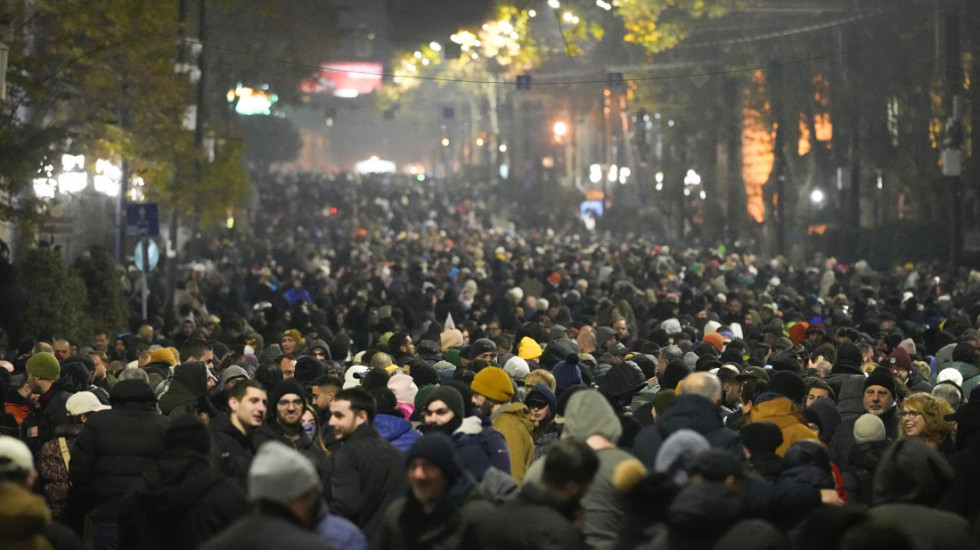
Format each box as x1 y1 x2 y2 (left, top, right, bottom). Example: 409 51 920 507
171 361 209 397
490 401 536 434
658 394 724 439
872 437 954 506
109 379 159 409
561 389 622 444
374 412 414 441
133 450 227 516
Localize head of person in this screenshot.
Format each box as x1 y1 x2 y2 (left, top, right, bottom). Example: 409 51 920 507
899 393 954 448
863 367 896 417
388 332 415 357
53 339 71 362
25 352 61 393
179 338 214 366
422 386 465 435
887 347 914 382
268 379 308 432
805 378 836 407
280 329 304 356
679 371 723 405
0 435 36 488
539 439 600 513
524 383 558 424
92 331 109 352
311 374 342 410
404 432 462 514
248 441 322 526
229 380 267 433
469 366 514 417
329 386 376 440
301 406 318 441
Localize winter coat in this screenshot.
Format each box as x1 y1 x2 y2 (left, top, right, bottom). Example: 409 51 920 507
253 422 332 494
23 378 73 455
490 402 536 482
119 448 247 550
69 380 170 522
376 475 493 550
200 501 333 550
933 360 980 398
632 394 744 470
329 423 406 540
374 412 422 453
830 408 898 469
749 395 820 456
37 421 84 520
842 439 889 506
209 413 259 490
158 361 209 418
532 419 561 461
452 415 511 480
478 481 585 550
939 428 980 525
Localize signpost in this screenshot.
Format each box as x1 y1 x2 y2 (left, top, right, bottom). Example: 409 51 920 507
127 203 159 320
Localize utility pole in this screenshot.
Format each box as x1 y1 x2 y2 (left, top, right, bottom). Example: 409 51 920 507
942 5 963 265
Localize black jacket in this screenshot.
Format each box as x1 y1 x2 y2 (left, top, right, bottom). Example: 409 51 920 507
159 361 209 418
329 423 406 541
376 475 493 550
119 448 247 549
23 377 74 455
200 501 334 550
478 482 585 550
253 421 332 496
631 394 743 470
209 413 258 490
69 380 170 522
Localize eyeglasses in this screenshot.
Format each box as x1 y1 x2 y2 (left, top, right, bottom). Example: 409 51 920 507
278 398 304 408
900 410 922 419
424 408 450 416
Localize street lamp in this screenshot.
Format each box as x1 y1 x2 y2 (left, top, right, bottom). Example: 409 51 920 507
810 188 825 205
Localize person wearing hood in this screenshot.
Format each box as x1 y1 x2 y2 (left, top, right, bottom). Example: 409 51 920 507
119 416 246 549
253 379 331 490
159 361 213 418
869 437 978 550
632 372 744 470
376 433 494 550
69 379 171 549
525 383 560 460
420 384 511 481
932 342 980 398
522 389 635 550
371 387 421 452
470 366 535 482
749 371 820 456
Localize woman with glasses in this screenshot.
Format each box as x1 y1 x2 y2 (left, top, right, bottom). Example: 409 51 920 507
899 393 955 455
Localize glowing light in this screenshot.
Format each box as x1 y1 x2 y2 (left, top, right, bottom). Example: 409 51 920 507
355 156 396 174
498 144 507 153
589 164 602 184
441 138 450 147
94 159 122 197
607 165 618 182
429 42 442 51
548 0 560 8
476 137 485 146
529 9 537 17
699 190 707 200
684 169 701 185
810 188 825 204
553 121 567 137
655 171 664 183
226 216 235 229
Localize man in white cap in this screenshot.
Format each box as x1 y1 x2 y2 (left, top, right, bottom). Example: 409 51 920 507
202 440 333 550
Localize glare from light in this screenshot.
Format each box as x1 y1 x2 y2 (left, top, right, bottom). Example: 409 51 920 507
684 188 691 196
810 188 825 204
226 216 235 229
33 178 57 199
94 159 122 196
562 11 575 22
441 138 450 147
699 190 707 200
529 9 537 17
429 42 442 51
542 156 555 168
655 171 664 183
58 172 88 194
476 137 485 146
684 169 701 186
499 164 509 179
607 165 618 182
619 167 631 185
498 144 508 153
413 51 422 58
589 164 602 184
667 119 675 127
596 0 612 9
553 121 568 137
655 182 664 191
548 0 560 8
62 154 84 171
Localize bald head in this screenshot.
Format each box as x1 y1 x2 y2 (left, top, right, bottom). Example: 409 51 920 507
682 372 723 404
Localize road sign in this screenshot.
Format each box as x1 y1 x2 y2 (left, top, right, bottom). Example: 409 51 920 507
126 203 159 237
133 239 159 272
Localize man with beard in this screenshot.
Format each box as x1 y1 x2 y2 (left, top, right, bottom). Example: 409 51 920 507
210 380 267 489
470 366 535 482
328 387 406 541
420 385 510 481
253 380 331 489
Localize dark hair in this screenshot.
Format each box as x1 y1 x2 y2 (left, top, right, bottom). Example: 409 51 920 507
253 365 283 392
335 386 377 422
542 439 600 489
229 379 266 402
387 332 411 354
740 377 768 404
805 377 836 401
313 374 342 391
179 339 212 363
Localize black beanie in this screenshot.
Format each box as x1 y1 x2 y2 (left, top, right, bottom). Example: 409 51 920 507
660 360 691 392
409 362 440 387
740 421 783 455
406 432 462 480
864 367 897 397
293 356 325 384
165 416 212 455
267 379 309 420
424 386 465 421
952 342 976 364
767 371 807 404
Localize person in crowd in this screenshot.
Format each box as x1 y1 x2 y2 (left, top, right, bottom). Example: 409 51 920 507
253 379 331 485
210 380 266 488
469 366 535 481
898 392 955 454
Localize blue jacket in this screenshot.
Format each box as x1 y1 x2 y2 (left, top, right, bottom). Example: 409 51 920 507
374 413 421 453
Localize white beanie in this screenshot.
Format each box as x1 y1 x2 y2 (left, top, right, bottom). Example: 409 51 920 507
853 413 886 444
504 356 530 381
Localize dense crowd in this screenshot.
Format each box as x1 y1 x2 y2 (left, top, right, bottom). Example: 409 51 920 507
3 171 980 549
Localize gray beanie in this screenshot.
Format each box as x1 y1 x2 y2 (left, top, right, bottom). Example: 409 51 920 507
853 413 886 444
248 441 320 502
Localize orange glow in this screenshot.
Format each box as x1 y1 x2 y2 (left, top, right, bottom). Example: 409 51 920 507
814 113 833 142
799 114 811 156
808 224 827 235
742 70 774 223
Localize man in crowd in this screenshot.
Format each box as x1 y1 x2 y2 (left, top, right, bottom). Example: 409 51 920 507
470 366 535 481
211 380 267 488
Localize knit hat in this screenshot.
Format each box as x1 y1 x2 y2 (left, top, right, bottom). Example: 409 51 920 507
655 429 710 485
887 347 912 372
702 332 725 353
414 384 438 412
357 368 390 391
853 413 886 444
440 329 464 352
165 416 212 455
406 432 462 480
409 362 440 387
293 357 325 383
518 337 543 360
736 365 770 383
660 361 691 392
282 329 305 347
503 356 530 381
149 348 177 367
443 348 462 368
769 352 801 373
552 354 583 393
470 366 514 403
0 435 34 475
424 385 465 420
219 365 250 388
864 367 897 397
468 338 497 360
25 352 60 381
740 422 783 455
937 367 964 388
524 383 557 413
952 342 976 364
598 361 646 399
388 373 418 404
767 371 806 404
805 397 841 443
897 338 917 357
65 391 111 416
267 379 308 418
248 441 320 502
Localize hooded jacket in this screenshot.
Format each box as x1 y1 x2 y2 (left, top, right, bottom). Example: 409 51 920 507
523 390 633 550
375 411 422 453
158 361 209 418
632 393 744 470
749 395 819 456
489 401 536 482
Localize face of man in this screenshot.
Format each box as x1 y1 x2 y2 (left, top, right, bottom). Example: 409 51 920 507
26 371 43 394
407 458 450 512
806 387 831 407
281 336 297 355
863 386 894 416
329 399 366 440
613 319 629 338
311 385 334 410
53 340 71 362
888 364 910 382
276 393 305 428
230 387 267 430
486 322 502 339
92 333 108 352
422 399 455 426
280 358 296 379
90 354 107 381
401 337 416 356
471 393 494 417
311 347 328 361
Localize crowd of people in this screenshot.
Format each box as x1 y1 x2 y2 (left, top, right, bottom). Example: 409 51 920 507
3 171 980 549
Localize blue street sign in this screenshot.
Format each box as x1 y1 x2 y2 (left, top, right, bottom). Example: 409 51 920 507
126 203 159 237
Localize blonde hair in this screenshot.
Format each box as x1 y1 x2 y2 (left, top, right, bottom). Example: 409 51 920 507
900 393 954 449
